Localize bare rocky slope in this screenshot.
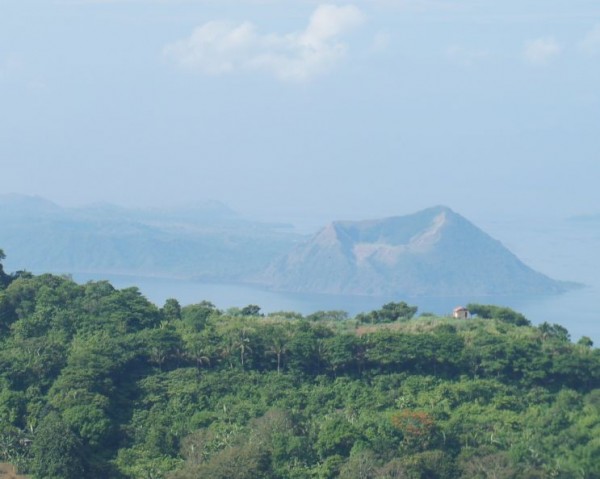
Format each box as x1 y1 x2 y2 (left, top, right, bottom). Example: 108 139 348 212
258 206 572 296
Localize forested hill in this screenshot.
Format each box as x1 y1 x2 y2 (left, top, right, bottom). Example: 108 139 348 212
0 265 599 478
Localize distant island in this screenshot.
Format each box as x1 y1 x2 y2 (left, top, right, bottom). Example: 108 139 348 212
259 206 574 296
0 195 575 297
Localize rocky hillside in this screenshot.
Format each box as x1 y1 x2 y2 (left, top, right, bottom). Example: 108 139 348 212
259 206 572 296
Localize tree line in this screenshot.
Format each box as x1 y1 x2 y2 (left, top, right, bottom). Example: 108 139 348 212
0 251 599 478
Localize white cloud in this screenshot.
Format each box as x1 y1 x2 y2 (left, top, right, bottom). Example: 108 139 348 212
445 45 489 66
371 31 391 52
367 0 466 11
523 37 562 66
580 24 600 55
0 54 23 81
163 4 365 82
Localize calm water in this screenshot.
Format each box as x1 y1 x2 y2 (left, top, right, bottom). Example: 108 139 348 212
71 217 600 344
70 274 600 344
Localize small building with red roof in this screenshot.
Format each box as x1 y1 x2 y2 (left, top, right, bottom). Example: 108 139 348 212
453 306 470 319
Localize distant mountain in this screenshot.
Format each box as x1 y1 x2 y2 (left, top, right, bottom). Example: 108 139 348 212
258 206 572 296
0 197 576 296
0 195 300 280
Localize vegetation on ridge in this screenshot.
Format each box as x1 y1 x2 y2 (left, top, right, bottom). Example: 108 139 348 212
0 252 598 478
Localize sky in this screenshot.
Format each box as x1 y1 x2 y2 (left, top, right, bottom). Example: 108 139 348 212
2 0 600 229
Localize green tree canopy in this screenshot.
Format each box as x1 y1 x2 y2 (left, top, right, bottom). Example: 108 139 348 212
357 301 418 324
467 303 531 326
30 411 86 479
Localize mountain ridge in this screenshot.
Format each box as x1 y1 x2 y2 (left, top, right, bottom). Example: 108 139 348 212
0 194 300 280
0 196 575 296
258 206 573 296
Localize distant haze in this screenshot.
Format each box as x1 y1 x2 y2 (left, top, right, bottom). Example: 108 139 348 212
0 195 581 296
1 0 599 231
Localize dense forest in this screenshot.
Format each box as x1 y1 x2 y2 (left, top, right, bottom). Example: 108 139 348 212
0 250 599 478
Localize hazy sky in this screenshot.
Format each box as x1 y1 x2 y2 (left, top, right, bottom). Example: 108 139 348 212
2 0 600 228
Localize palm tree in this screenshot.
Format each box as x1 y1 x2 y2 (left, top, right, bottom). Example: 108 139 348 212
186 339 211 370
266 326 290 373
220 337 237 369
236 327 254 368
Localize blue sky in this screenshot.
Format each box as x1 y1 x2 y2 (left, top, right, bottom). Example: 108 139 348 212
2 0 599 228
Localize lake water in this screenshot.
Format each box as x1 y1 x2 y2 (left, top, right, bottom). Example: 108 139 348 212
69 274 600 345
71 216 600 344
